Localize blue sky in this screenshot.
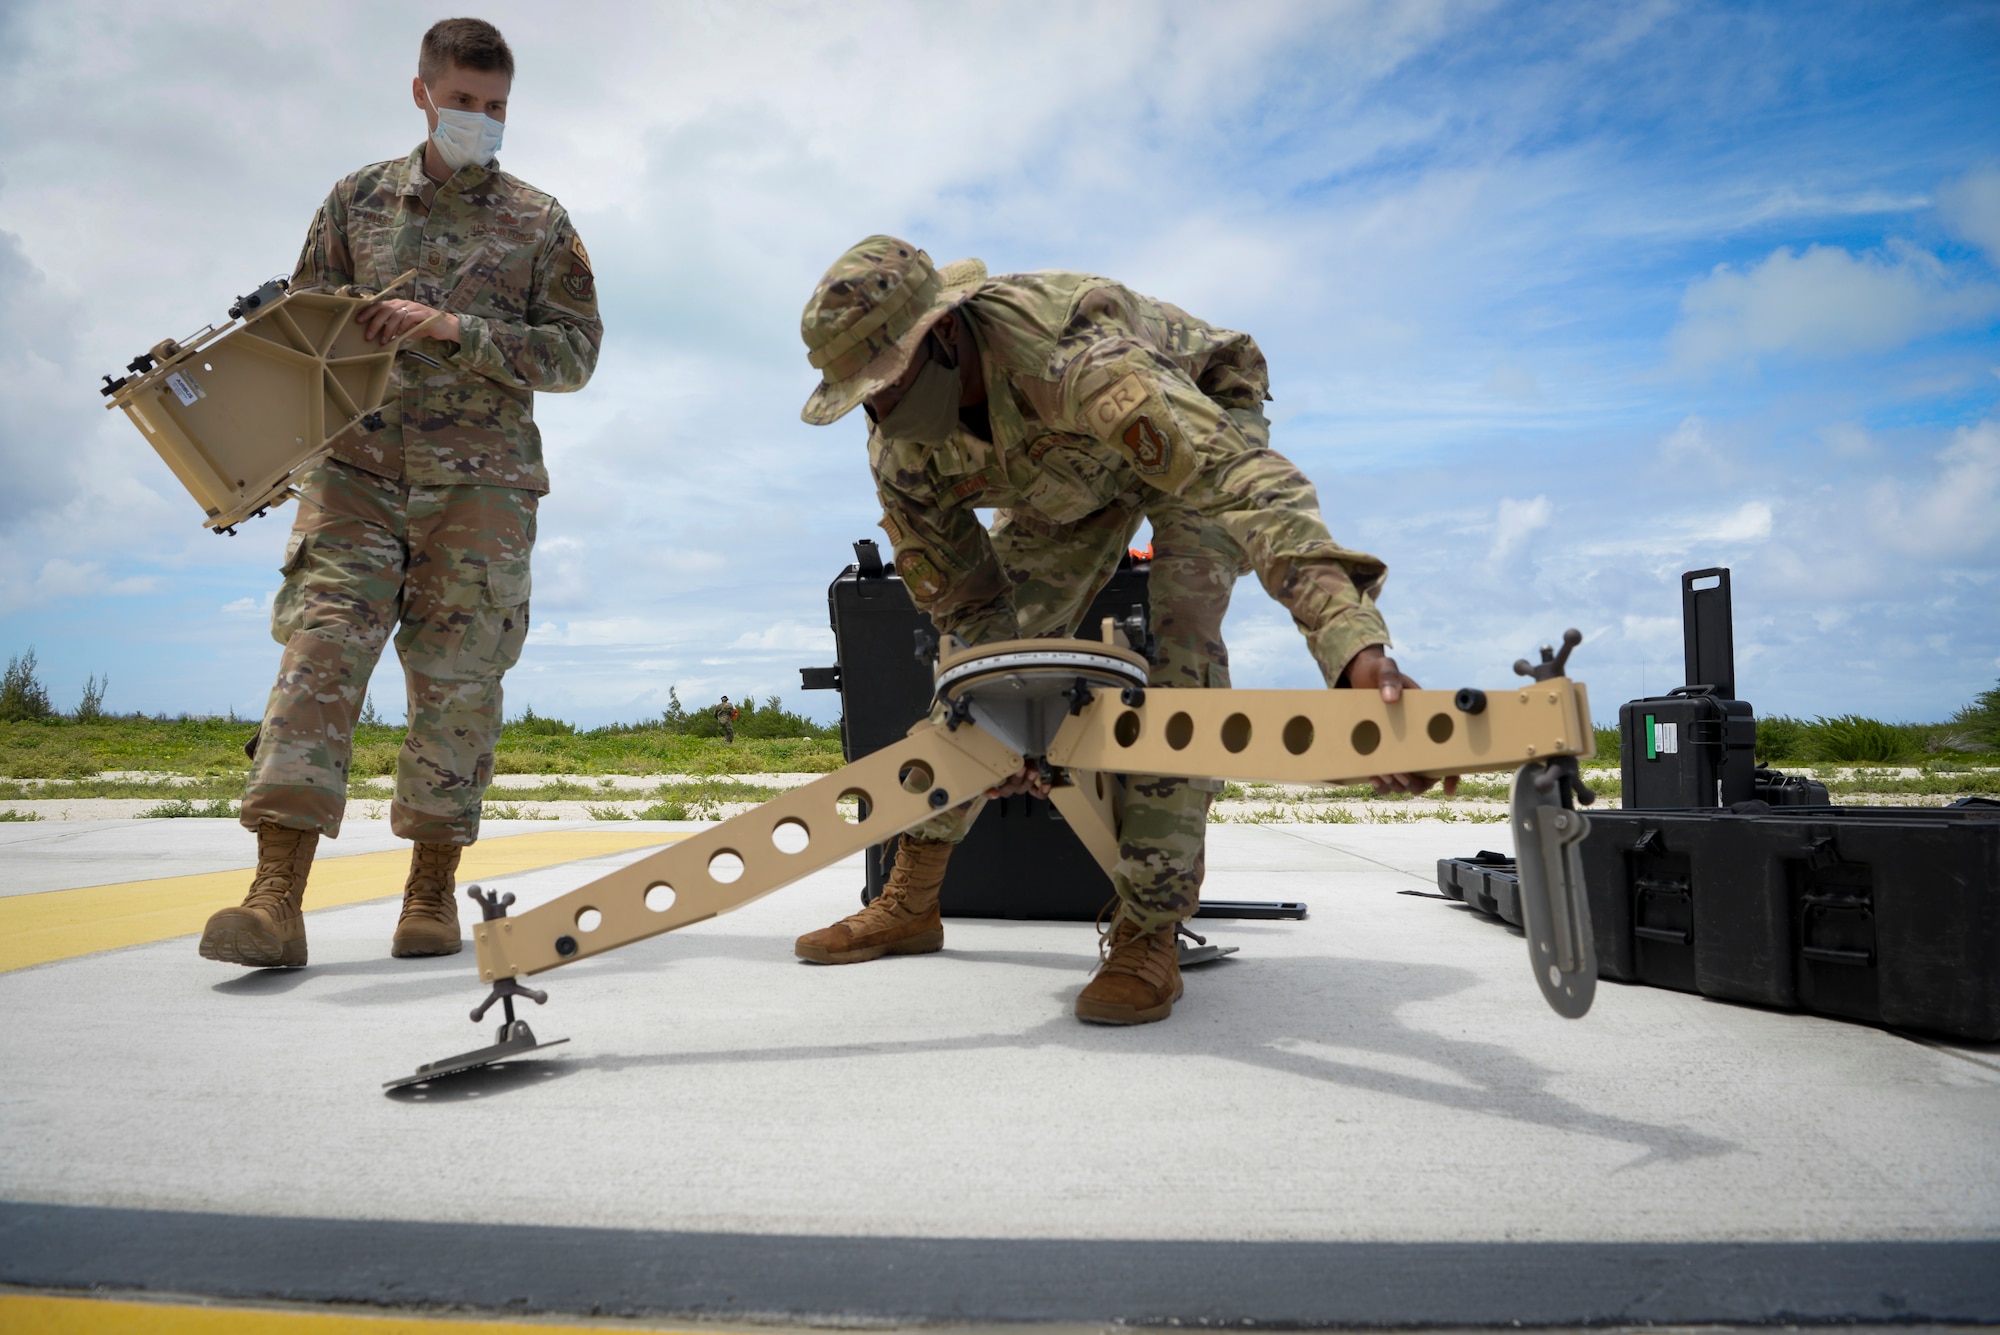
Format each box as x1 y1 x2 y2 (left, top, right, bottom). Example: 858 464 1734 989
1 0 1996 729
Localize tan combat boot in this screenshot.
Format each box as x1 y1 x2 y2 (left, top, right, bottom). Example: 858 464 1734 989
794 837 950 964
1075 906 1184 1025
391 842 464 957
198 823 318 968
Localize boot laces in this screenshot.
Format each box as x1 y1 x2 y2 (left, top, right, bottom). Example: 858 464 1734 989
245 830 309 912
843 882 929 931
1093 899 1177 989
404 844 460 923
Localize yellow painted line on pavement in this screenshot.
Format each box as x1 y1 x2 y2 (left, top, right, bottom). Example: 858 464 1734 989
0 829 687 975
0 1291 737 1332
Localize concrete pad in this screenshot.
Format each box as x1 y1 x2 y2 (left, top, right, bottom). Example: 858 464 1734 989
2 821 1996 1324
0 819 699 898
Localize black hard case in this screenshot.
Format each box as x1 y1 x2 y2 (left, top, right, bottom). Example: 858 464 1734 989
1577 805 2000 1040
1619 693 1758 809
810 551 1151 921
1617 570 1757 810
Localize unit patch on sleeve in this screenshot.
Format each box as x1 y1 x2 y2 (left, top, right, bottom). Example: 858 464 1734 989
560 234 596 303
895 548 949 602
1121 416 1171 475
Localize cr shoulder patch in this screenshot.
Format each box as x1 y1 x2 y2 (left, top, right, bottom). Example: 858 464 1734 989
1121 415 1171 476
895 548 948 602
1083 372 1151 439
560 235 595 303
951 473 989 502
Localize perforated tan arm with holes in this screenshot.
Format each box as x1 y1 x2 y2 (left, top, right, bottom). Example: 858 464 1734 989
471 676 1591 983
474 717 1022 982
1048 682 1593 785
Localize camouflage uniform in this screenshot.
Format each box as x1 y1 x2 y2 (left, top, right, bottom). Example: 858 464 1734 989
897 495 1246 930
239 145 601 842
803 243 1388 932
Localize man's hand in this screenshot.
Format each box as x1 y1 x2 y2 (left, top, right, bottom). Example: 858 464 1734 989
985 763 1053 800
355 298 458 346
1341 645 1458 798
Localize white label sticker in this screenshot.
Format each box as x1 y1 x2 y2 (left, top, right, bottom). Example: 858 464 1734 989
165 371 205 407
1657 721 1678 754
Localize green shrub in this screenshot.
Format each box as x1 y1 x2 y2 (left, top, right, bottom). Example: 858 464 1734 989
1592 725 1621 763
504 705 576 737
1804 714 1910 764
0 649 53 723
75 673 108 722
597 689 837 742
1756 715 1811 763
1953 679 2000 751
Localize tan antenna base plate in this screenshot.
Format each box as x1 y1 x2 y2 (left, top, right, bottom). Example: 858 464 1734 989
935 637 1149 758
104 270 437 532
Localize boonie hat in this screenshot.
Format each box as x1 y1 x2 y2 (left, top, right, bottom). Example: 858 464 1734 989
800 235 986 426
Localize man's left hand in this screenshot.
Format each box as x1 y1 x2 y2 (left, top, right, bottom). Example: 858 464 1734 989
1341 645 1458 798
985 764 1054 800
355 298 458 345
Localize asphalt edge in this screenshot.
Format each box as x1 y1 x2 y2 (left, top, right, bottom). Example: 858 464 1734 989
4 1203 1997 1326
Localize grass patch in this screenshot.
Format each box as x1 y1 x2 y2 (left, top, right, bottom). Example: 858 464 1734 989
0 717 841 781
0 808 41 822
140 797 238 818
584 804 633 821
1821 770 2000 797
482 803 559 820
0 776 246 801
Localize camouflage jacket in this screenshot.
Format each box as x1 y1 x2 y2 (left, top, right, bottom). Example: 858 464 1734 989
292 145 603 492
871 271 1389 666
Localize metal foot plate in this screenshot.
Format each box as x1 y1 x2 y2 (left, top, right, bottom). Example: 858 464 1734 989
382 1019 569 1090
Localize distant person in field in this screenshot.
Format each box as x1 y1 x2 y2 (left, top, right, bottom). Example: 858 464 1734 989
199 18 603 971
715 696 740 744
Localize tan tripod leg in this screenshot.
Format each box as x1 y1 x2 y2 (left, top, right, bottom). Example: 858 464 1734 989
1047 770 1122 877
473 719 1021 983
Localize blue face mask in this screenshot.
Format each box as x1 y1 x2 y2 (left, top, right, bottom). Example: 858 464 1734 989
424 85 505 171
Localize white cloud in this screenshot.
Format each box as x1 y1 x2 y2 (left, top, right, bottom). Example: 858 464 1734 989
1865 418 2000 559
220 592 273 616
1670 240 2000 367
1489 495 1552 561
1938 163 2000 266
727 621 836 654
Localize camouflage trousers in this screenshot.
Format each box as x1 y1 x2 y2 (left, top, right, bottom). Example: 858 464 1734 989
239 459 536 843
907 498 1243 933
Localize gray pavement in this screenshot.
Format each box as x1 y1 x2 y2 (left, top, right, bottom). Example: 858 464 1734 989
0 817 658 897
2 819 1996 1324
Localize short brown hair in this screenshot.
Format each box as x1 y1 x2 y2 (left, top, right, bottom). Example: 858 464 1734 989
419 18 514 83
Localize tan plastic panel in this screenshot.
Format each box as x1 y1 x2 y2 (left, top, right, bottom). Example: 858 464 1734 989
1047 770 1122 877
473 720 1022 982
107 272 436 531
1047 681 1593 784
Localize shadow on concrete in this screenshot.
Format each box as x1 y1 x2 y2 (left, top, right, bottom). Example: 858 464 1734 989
211 950 472 996
561 953 1735 1167
382 1058 574 1103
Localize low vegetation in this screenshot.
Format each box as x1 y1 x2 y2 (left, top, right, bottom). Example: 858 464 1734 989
0 645 1994 817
